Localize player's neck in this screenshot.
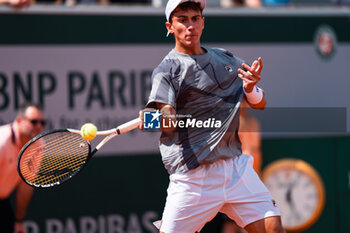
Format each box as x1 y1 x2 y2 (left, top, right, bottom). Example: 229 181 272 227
175 43 205 56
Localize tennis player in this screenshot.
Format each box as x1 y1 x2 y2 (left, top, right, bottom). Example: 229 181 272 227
142 0 285 232
0 103 45 233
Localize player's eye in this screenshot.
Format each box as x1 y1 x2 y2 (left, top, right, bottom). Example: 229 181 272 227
192 16 200 22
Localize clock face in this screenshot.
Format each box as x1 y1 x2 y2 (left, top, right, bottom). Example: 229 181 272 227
262 159 325 232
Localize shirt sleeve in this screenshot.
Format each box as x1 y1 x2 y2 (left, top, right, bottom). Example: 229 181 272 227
146 66 176 109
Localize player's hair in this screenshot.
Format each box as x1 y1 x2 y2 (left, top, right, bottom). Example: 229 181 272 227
17 102 44 117
169 1 203 23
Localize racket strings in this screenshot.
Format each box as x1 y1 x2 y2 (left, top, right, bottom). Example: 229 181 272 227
19 132 89 187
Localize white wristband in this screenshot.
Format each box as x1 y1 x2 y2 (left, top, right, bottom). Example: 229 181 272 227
243 86 263 105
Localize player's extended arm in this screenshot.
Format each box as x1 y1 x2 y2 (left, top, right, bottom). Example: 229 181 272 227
157 103 177 133
14 180 34 232
238 57 266 110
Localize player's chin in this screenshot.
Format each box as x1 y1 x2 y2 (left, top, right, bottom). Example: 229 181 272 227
184 39 198 47
185 35 198 41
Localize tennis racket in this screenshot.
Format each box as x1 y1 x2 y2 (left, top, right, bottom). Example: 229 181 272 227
17 118 141 188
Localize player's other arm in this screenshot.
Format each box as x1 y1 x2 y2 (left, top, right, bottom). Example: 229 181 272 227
138 103 177 133
158 103 177 133
238 57 266 110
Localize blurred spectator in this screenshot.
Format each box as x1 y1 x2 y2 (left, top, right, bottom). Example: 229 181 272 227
221 0 291 7
31 0 62 4
261 0 289 6
221 0 262 8
63 0 108 6
107 0 150 4
0 103 45 233
0 0 31 8
61 0 149 5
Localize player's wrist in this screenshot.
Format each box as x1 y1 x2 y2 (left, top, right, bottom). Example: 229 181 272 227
244 86 254 93
243 86 263 104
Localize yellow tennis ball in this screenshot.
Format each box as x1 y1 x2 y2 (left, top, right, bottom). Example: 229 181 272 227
80 123 97 141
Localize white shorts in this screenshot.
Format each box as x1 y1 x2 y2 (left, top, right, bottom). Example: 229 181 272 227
158 154 280 233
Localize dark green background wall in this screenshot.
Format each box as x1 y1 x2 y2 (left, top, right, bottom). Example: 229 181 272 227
1 12 350 44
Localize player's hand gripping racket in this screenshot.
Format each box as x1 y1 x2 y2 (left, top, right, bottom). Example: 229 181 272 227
17 118 141 188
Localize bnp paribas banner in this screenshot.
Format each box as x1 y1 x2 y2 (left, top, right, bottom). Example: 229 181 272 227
0 45 168 155
1 38 350 156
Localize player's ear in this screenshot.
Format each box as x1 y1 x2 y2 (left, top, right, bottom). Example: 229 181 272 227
165 22 174 35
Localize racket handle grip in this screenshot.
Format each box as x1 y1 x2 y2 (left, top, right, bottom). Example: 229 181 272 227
116 118 141 134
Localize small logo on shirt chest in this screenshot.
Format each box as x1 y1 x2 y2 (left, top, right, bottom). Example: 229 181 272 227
225 65 233 72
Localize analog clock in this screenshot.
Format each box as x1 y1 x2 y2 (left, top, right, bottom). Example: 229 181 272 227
262 159 325 232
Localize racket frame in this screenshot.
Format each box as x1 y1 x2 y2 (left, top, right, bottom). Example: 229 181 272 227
17 118 141 188
17 129 92 188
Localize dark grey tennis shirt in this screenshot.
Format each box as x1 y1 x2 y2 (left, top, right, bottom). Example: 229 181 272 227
147 47 244 174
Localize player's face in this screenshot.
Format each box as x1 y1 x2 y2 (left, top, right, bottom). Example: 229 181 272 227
167 8 204 53
19 106 45 141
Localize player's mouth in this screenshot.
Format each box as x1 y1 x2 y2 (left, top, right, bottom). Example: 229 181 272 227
185 34 197 38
